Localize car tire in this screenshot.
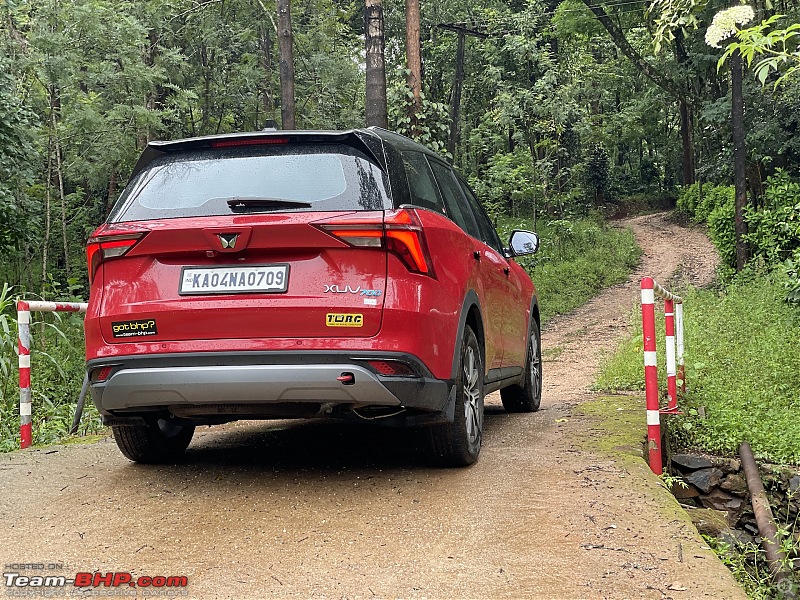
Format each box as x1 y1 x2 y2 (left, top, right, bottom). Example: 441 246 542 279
501 319 542 412
112 418 195 464
428 326 484 467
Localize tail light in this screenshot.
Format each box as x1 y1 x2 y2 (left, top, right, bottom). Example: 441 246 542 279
317 209 435 276
86 226 149 284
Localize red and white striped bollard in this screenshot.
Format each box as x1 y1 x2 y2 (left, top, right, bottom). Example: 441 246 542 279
17 301 32 448
664 298 678 412
640 277 662 475
676 302 685 394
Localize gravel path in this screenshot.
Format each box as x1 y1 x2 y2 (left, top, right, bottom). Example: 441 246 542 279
0 212 745 599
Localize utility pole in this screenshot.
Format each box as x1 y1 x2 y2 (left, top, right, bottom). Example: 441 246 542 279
277 0 296 130
438 23 486 161
405 0 422 136
365 0 388 128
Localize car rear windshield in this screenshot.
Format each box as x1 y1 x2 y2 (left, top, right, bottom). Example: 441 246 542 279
107 143 391 222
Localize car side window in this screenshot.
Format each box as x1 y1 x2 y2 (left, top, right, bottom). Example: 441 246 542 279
428 160 481 239
456 176 505 254
401 151 446 214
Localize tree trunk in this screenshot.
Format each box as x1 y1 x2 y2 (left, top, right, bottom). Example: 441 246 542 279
259 24 275 125
277 0 296 130
731 50 748 271
679 101 696 185
674 31 696 185
446 30 465 161
43 131 52 285
364 0 388 129
200 43 211 134
42 90 56 285
52 117 70 279
405 0 422 136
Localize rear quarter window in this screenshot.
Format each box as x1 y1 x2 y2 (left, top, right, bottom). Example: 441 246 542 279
108 143 391 222
400 151 446 214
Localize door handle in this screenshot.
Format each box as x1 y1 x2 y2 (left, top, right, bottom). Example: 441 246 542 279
503 266 510 275
473 251 481 261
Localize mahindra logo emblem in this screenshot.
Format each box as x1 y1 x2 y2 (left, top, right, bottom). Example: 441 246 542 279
218 233 239 249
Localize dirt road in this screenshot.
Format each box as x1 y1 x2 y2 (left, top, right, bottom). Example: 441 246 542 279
0 213 745 599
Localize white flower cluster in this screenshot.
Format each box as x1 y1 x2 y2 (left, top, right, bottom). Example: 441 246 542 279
705 5 756 48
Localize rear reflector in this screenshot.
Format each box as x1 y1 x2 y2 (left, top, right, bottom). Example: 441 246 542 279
92 366 114 382
210 138 289 148
367 360 416 377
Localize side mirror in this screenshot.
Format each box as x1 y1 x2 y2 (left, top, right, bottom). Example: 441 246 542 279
506 230 539 257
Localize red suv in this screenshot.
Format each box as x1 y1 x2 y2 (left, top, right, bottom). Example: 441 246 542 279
85 128 541 466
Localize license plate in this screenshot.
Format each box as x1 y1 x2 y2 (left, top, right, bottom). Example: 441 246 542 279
179 265 289 295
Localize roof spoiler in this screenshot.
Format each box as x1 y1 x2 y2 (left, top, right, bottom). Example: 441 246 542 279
129 130 386 179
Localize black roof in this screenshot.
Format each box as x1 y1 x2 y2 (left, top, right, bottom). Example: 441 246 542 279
130 127 442 179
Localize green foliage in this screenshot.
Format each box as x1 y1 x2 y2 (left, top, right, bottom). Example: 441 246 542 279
676 183 700 218
597 279 800 465
0 55 38 259
388 80 451 158
744 171 800 267
702 535 774 599
676 182 737 269
707 193 737 269
677 182 735 225
783 250 800 304
0 284 18 421
720 15 800 88
497 215 641 323
647 0 707 54
471 150 536 220
659 470 688 490
594 308 668 393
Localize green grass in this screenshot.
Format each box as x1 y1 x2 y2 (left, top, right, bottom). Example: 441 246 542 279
596 277 800 465
594 307 668 392
497 214 642 323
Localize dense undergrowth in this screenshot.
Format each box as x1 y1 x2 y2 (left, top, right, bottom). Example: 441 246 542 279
0 213 640 452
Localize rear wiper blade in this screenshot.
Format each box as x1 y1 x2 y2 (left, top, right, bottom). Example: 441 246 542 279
222 197 313 210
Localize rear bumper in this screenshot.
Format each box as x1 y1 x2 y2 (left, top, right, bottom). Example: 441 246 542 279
87 351 450 419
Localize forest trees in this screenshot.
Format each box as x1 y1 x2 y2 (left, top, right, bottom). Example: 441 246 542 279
0 0 798 295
